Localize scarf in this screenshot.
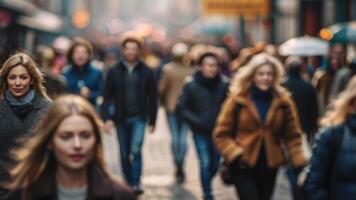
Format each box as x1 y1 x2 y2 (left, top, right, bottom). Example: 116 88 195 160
5 89 35 119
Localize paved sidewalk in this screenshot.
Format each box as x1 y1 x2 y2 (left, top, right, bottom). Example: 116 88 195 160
102 108 293 200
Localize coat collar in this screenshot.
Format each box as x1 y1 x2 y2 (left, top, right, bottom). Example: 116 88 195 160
29 164 116 199
233 90 290 126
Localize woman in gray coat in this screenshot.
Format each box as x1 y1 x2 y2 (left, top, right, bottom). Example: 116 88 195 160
0 52 51 198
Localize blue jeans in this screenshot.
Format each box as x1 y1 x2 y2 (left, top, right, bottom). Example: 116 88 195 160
193 133 221 200
166 112 189 167
116 116 146 186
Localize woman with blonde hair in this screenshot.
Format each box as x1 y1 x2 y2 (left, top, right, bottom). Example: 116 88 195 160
304 75 356 200
214 53 309 200
0 52 51 198
4 94 135 200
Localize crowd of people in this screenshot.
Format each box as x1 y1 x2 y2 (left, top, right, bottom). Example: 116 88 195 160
0 31 355 200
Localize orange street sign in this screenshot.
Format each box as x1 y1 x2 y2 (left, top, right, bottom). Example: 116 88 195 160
202 0 270 19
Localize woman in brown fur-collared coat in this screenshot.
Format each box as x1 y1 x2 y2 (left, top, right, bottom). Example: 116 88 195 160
213 53 309 200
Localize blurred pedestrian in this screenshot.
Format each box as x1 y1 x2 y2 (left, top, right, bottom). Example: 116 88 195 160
177 51 229 200
158 42 193 183
214 53 309 200
329 59 356 99
304 76 356 200
0 52 51 198
62 37 104 105
312 43 347 111
37 46 67 99
4 95 135 200
283 56 319 142
101 32 158 196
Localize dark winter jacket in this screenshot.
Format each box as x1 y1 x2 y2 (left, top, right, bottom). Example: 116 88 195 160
0 93 50 190
101 60 158 125
8 165 135 200
62 63 103 105
284 73 319 139
177 72 229 135
304 114 356 200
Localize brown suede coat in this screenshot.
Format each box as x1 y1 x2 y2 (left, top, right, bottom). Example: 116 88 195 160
213 91 308 168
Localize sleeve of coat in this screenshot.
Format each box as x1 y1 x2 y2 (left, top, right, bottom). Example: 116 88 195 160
158 67 169 103
282 98 309 167
89 71 104 104
303 128 336 200
176 83 201 129
213 96 243 163
101 68 115 121
147 69 158 126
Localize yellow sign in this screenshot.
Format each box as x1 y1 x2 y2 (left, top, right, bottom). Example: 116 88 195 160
203 0 270 18
72 9 90 29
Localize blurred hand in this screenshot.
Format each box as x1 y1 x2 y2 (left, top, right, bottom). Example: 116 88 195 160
104 120 114 133
148 125 155 134
80 86 91 99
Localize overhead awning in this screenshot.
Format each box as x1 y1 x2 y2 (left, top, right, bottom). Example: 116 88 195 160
0 0 63 33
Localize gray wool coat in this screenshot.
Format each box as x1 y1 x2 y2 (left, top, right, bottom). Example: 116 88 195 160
0 93 51 184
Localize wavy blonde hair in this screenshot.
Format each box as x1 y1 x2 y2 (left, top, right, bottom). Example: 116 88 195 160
230 53 287 97
320 75 356 127
0 52 50 100
5 95 106 191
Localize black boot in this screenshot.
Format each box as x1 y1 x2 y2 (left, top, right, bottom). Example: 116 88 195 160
176 165 185 184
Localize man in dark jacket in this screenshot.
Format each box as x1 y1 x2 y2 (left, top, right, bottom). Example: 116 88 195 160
177 51 228 200
101 33 157 196
284 56 319 142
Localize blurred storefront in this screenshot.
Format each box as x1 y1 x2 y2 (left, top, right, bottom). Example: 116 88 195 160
0 0 63 63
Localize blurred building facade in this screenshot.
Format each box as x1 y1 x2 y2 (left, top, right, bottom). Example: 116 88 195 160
273 0 355 43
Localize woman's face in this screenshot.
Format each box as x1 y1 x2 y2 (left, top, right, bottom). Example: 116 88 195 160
253 64 274 91
52 114 96 172
72 45 90 67
7 65 32 98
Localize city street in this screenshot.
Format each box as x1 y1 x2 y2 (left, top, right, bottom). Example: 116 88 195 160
103 108 293 200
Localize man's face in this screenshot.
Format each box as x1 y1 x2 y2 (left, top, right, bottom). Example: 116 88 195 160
330 44 346 69
123 41 140 63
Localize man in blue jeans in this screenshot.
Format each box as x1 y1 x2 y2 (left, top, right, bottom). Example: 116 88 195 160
177 50 228 200
158 43 193 183
101 32 157 196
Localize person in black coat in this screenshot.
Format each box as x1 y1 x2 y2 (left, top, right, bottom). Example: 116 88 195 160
304 76 356 200
177 51 228 200
0 52 51 198
101 32 157 195
283 56 319 142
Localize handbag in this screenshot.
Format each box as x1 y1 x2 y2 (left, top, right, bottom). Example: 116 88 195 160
219 104 242 185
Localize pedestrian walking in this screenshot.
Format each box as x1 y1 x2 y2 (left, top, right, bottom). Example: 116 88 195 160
158 42 194 183
37 46 67 99
3 95 135 200
62 37 104 105
304 76 356 200
214 53 309 200
283 56 319 142
312 43 346 111
177 51 229 200
0 52 51 198
101 32 158 196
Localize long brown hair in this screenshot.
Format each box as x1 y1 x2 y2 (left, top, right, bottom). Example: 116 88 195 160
0 52 50 100
320 75 356 127
6 95 106 190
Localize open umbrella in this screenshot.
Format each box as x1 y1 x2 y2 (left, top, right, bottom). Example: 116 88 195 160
320 21 356 44
278 36 329 56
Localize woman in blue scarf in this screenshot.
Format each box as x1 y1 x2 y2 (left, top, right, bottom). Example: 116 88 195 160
0 52 51 198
